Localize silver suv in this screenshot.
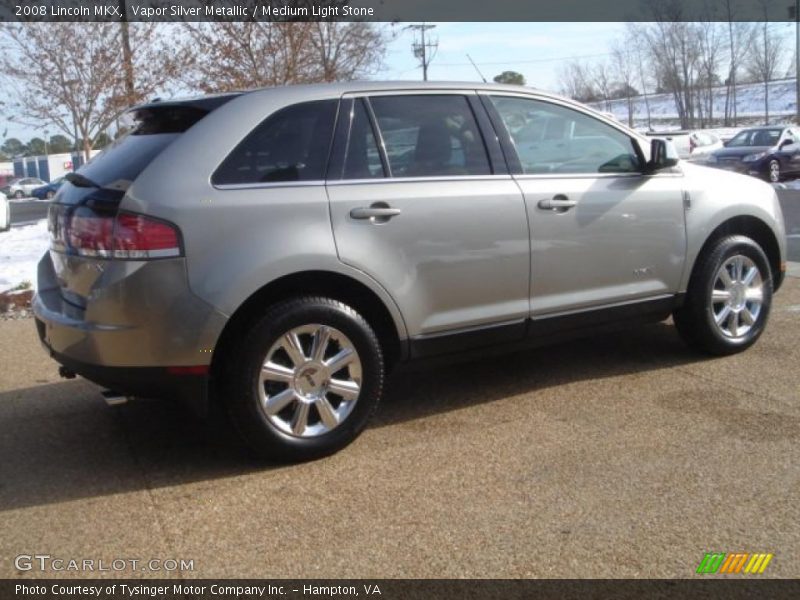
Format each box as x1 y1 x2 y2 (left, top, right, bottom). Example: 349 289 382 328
33 82 787 460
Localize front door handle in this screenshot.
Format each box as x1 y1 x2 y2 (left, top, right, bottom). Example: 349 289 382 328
537 195 577 211
350 203 402 223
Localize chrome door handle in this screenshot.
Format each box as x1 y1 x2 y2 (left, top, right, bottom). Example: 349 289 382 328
350 205 402 222
537 195 576 210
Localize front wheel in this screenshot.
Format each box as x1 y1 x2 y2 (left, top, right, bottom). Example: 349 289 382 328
224 296 384 461
14 190 23 199
768 159 781 183
674 235 773 355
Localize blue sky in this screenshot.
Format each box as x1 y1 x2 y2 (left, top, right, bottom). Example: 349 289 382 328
376 22 626 88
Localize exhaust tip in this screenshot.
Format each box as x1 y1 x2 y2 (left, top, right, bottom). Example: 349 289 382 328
101 390 130 407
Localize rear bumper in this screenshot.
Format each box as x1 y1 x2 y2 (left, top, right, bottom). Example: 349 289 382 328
37 324 208 411
33 251 229 414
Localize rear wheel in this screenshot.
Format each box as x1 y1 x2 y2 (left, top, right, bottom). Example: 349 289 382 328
14 190 23 199
46 190 55 200
225 296 384 461
674 235 772 355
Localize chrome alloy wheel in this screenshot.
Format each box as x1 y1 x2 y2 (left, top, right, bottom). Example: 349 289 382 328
769 160 781 183
258 324 362 438
711 255 764 339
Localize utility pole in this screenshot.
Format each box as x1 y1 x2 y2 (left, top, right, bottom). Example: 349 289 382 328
791 1 800 124
407 23 438 81
119 0 135 106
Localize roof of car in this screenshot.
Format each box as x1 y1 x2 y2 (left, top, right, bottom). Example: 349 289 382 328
134 81 567 111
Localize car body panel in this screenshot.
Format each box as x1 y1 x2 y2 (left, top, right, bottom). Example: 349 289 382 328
328 176 530 336
515 172 686 315
678 162 786 291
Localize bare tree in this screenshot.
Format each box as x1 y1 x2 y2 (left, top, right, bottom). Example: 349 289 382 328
557 60 598 103
625 24 653 129
634 3 701 129
592 60 614 112
309 22 387 82
0 23 185 160
745 6 785 124
696 18 724 127
611 40 637 126
183 22 387 93
723 2 756 126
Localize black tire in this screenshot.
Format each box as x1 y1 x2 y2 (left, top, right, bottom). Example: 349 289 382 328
46 190 55 200
673 235 773 356
224 296 384 461
14 190 23 199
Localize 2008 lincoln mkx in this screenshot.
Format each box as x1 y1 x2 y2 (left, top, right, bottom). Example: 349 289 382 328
33 82 787 460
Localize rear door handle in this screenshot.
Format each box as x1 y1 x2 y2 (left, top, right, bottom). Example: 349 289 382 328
537 195 576 210
350 204 402 222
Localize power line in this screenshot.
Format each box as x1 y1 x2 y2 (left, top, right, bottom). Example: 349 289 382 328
435 52 613 68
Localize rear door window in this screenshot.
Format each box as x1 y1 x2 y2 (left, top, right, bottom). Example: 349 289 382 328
367 95 491 177
213 100 338 185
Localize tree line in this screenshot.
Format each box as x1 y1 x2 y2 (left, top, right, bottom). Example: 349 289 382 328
557 0 793 129
0 20 388 161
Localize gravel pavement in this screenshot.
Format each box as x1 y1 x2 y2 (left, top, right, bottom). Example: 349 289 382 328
1 276 798 579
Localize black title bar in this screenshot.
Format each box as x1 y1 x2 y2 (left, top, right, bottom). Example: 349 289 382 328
1 0 799 22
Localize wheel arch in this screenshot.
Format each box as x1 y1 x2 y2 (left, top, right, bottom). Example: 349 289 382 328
688 215 783 293
210 270 406 382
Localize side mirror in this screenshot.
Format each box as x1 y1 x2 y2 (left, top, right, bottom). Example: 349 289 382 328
646 138 679 172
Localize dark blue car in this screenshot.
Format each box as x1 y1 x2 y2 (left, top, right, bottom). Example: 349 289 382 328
707 126 800 182
30 177 65 200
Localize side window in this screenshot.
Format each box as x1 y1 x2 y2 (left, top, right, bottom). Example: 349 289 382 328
213 100 337 185
368 95 491 177
490 96 641 174
343 100 384 179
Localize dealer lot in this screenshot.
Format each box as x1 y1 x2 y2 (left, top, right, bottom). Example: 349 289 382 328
1 274 799 579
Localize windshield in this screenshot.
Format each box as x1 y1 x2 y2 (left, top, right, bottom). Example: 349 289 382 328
726 129 782 147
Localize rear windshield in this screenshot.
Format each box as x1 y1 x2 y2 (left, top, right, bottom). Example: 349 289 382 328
57 101 233 205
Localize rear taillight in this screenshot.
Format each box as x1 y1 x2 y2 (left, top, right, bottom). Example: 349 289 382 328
113 213 181 259
50 207 181 259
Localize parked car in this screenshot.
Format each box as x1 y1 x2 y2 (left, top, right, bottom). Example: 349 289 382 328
1 177 47 199
728 140 800 183
33 82 787 461
707 126 800 179
31 177 65 200
0 191 9 232
645 130 723 160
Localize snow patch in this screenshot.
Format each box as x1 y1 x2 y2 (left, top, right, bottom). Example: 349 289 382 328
0 219 49 293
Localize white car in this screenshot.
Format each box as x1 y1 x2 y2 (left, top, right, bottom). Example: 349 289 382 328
0 191 10 232
644 130 724 160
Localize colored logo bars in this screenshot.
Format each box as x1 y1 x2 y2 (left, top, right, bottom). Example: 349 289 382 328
696 553 774 574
